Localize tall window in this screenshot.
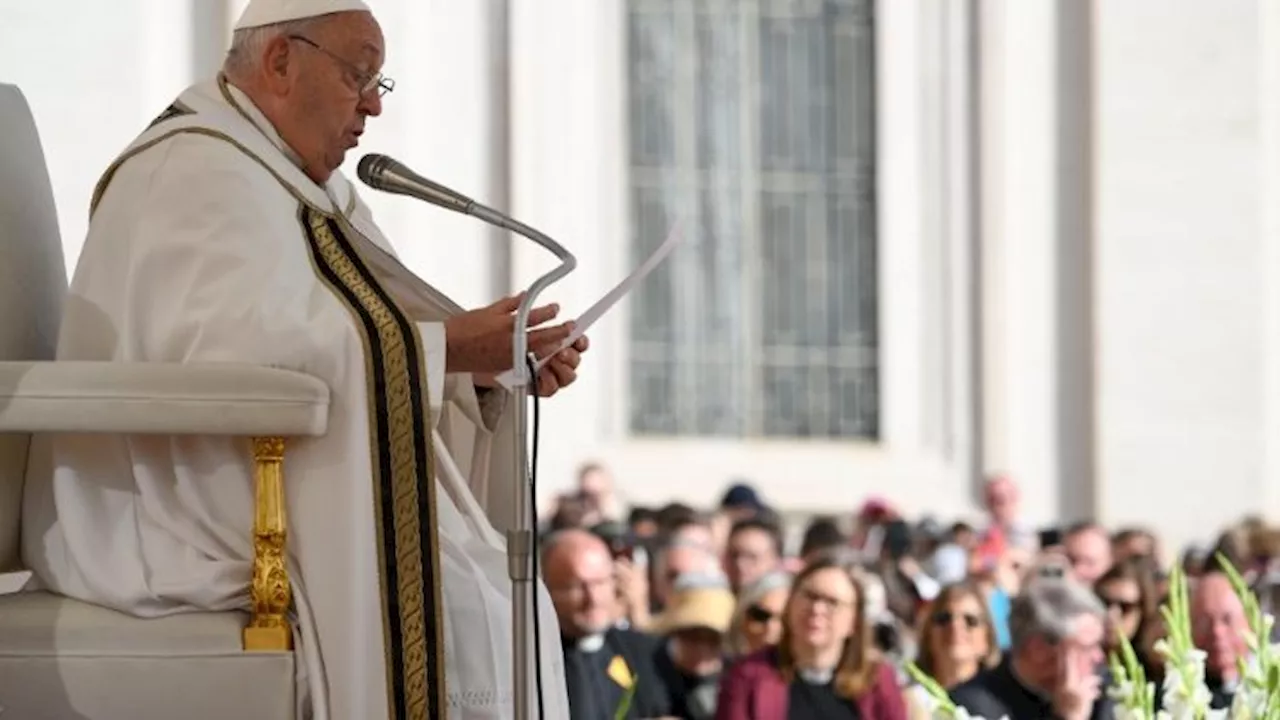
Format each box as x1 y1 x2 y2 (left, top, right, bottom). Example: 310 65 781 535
626 0 878 438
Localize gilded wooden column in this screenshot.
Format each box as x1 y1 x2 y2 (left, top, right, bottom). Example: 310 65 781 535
244 437 293 651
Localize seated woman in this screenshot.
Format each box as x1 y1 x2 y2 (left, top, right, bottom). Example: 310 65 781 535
1094 558 1156 654
716 555 908 720
906 583 1000 713
726 571 792 659
1095 558 1162 688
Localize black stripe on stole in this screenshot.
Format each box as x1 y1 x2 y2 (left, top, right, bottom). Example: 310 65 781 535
298 205 444 720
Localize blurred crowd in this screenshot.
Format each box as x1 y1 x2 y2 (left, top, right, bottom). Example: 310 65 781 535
539 464 1272 719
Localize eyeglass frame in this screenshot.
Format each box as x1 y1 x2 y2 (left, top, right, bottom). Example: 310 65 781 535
930 610 983 629
287 35 395 98
745 604 780 624
794 587 854 612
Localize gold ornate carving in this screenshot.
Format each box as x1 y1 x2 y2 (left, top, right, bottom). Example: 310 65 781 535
244 437 293 651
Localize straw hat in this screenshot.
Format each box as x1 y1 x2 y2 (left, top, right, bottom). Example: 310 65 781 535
653 575 736 635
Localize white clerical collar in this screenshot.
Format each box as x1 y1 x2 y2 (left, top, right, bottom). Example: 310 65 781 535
796 667 834 685
576 634 605 654
219 76 307 170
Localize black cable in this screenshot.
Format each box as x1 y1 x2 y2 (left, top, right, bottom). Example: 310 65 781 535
525 354 546 719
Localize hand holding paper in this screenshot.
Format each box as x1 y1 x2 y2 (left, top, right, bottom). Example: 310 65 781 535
495 221 686 389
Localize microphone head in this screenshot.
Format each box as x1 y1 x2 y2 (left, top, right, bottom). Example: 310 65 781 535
355 153 475 212
357 153 397 190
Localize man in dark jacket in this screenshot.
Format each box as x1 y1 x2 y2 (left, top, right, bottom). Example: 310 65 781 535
650 572 737 719
951 574 1115 720
544 528 672 719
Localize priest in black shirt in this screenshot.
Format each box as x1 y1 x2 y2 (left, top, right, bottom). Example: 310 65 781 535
950 575 1114 720
544 528 673 719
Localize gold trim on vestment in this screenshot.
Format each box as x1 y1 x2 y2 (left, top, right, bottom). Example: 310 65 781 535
89 126 329 219
300 207 445 720
217 74 258 129
88 89 448 719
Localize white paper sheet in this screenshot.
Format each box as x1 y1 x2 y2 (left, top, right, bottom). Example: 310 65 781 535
496 220 686 389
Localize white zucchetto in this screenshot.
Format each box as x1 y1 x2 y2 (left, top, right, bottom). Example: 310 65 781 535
233 0 373 30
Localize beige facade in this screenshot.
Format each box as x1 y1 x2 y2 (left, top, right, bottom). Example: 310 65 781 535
5 0 1280 555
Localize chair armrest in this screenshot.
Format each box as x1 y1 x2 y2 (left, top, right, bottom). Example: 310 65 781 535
0 361 329 437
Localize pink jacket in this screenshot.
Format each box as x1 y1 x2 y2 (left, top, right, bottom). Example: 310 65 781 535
715 648 908 720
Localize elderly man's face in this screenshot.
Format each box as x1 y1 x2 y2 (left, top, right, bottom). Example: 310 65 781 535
545 539 617 638
1020 613 1104 692
282 12 385 180
1065 528 1112 585
1060 614 1105 685
1193 573 1248 678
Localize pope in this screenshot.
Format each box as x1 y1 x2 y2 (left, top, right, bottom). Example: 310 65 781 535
20 1 583 718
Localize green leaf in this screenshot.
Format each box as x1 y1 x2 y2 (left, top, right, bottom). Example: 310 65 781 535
614 680 636 720
905 662 959 714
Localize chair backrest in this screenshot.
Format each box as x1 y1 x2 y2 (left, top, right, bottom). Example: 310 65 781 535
0 84 66 570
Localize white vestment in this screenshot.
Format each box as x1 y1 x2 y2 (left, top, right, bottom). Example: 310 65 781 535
20 76 570 720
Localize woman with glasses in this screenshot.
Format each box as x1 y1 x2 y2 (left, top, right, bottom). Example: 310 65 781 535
727 571 792 658
1094 558 1159 676
907 583 1000 714
716 556 908 719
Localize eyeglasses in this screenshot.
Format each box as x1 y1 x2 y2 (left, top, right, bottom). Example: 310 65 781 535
795 588 853 611
745 604 779 624
1097 593 1141 615
548 575 614 597
288 35 395 98
932 611 982 630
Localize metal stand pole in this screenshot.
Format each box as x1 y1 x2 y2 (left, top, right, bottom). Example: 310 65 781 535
508 378 533 720
494 219 573 720
354 141 573 720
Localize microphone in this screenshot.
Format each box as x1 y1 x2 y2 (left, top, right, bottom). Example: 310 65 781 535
357 153 473 214
356 153 574 266
357 151 576 720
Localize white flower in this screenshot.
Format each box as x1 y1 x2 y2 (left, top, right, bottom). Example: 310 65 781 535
1112 706 1151 720
1107 679 1135 702
1231 680 1272 719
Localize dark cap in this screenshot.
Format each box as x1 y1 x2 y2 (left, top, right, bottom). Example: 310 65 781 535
720 482 763 510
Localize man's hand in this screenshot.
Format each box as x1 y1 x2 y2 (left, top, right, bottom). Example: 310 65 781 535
1052 644 1100 720
529 335 589 397
444 294 572 374
614 557 650 628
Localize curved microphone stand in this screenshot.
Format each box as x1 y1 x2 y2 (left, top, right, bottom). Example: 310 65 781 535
482 209 575 720
357 154 576 720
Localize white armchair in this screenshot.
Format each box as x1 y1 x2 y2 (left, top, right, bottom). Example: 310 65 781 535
0 84 329 718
